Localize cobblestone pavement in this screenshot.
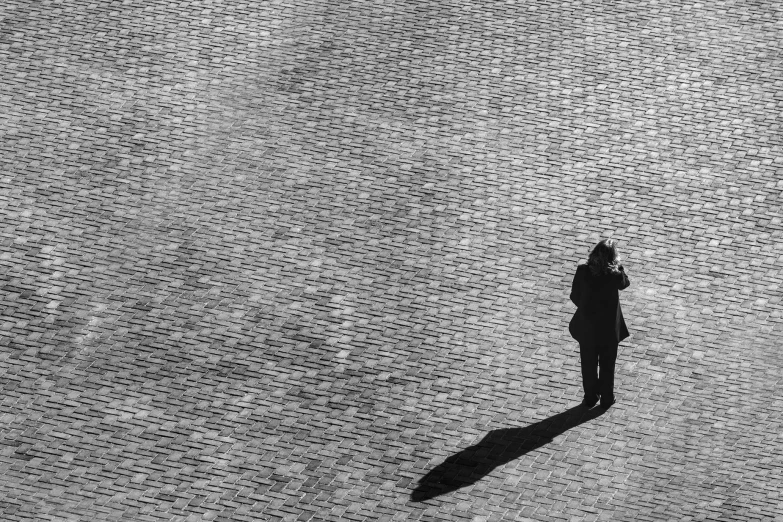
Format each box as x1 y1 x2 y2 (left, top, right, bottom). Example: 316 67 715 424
2 0 783 520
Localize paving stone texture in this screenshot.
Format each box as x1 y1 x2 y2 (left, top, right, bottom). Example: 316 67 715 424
2 0 783 520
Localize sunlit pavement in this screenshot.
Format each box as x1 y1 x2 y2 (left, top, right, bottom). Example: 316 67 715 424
2 0 782 520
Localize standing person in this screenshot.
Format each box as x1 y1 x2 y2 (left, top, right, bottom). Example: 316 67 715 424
569 239 631 408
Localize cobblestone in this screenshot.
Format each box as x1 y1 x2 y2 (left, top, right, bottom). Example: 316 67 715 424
1 0 783 520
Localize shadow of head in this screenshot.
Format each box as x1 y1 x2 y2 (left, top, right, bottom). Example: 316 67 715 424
410 404 606 502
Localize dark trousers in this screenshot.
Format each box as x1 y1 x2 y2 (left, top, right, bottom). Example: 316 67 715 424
580 342 618 404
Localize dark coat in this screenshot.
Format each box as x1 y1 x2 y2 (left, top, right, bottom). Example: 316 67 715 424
569 263 630 346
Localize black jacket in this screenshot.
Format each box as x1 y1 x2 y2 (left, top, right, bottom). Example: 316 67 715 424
569 263 630 346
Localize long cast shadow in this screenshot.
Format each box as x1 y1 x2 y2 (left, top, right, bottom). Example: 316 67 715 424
411 404 606 501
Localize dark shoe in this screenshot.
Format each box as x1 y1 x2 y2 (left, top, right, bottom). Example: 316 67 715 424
582 396 599 408
599 399 615 409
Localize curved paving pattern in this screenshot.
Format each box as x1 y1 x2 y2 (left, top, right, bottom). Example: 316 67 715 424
2 0 783 520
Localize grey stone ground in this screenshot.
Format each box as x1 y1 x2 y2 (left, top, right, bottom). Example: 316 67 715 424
2 0 783 520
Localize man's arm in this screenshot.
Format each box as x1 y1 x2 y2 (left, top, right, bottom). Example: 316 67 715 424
570 267 582 306
617 265 630 290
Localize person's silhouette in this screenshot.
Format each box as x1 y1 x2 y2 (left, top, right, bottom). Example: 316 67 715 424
411 405 606 501
569 239 631 408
